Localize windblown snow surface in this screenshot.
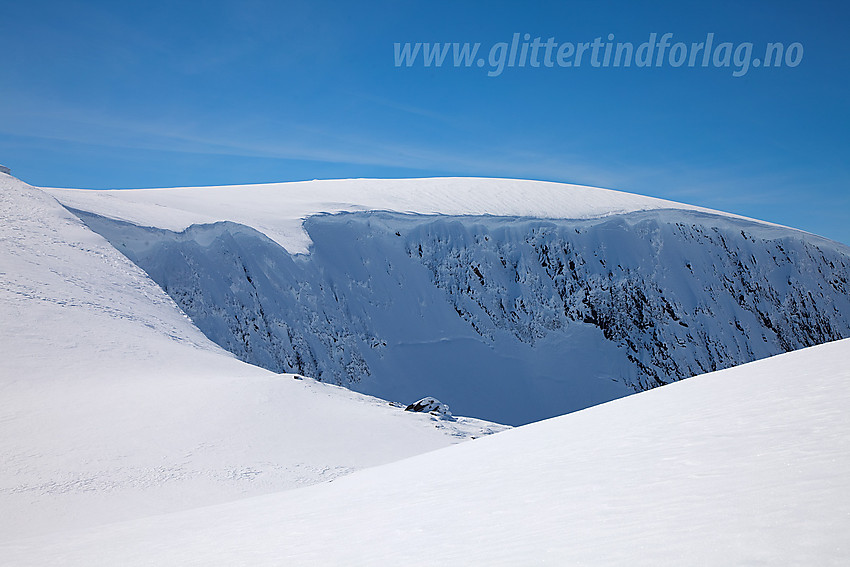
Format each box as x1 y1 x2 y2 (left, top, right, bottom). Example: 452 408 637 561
0 173 505 541
47 178 850 425
4 337 849 566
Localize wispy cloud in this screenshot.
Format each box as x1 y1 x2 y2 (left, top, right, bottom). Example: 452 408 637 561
0 92 626 188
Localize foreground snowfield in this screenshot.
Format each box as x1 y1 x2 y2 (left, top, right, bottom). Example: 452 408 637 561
4 337 849 565
0 173 504 540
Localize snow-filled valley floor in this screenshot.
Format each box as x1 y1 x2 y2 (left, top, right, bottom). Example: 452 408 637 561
2 171 850 564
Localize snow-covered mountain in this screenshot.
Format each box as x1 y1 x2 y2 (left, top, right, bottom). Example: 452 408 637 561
48 178 850 425
5 337 849 566
5 171 849 563
0 173 505 541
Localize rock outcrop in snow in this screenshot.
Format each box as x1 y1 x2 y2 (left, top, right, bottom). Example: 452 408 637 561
405 397 453 419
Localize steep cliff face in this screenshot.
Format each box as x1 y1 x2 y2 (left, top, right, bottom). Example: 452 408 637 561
72 208 850 425
403 211 850 390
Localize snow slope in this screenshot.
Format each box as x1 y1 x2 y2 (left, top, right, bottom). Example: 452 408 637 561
0 173 505 541
47 178 850 425
5 337 848 566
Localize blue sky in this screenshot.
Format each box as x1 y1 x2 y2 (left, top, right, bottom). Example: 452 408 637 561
1 0 848 243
